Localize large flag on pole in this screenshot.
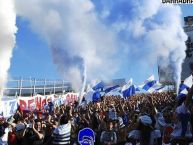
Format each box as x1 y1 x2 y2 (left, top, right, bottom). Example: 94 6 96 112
138 75 157 91
122 85 135 98
147 82 164 93
184 75 193 88
179 75 193 93
84 89 95 103
92 81 105 91
178 75 193 99
92 91 101 102
105 86 122 97
178 89 188 99
121 78 135 98
134 85 140 91
122 78 133 92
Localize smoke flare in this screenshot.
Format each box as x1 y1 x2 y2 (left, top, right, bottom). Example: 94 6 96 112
79 64 87 105
16 0 118 92
0 0 17 98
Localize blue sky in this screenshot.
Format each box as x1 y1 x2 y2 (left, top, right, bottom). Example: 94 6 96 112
10 18 60 79
9 3 193 85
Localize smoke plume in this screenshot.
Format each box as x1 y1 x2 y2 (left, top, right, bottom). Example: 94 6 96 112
79 64 87 104
16 0 119 91
0 0 17 97
93 0 187 88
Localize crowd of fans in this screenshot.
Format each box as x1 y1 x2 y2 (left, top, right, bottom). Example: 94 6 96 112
0 86 193 145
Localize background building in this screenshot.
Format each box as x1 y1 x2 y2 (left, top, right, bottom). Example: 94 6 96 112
3 77 126 96
181 16 193 80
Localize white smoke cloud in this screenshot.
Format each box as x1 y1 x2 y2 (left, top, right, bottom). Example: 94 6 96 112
16 0 119 91
93 0 187 87
0 0 17 96
145 5 187 87
15 0 187 91
137 3 187 88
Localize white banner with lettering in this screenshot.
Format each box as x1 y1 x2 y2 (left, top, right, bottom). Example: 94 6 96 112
0 98 18 118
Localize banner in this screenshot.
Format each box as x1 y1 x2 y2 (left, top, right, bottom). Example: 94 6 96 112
0 98 18 118
18 94 47 111
18 93 79 111
61 93 79 104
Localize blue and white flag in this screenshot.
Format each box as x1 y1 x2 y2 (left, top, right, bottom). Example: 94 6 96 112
134 85 140 91
177 89 188 99
121 79 135 98
122 85 135 98
105 86 122 97
122 78 133 92
156 86 165 93
180 89 188 96
92 91 101 102
104 85 120 93
179 75 193 93
178 75 193 98
106 91 123 97
183 74 192 88
110 86 122 93
92 81 105 91
179 84 189 94
148 82 164 93
84 84 95 103
138 75 157 91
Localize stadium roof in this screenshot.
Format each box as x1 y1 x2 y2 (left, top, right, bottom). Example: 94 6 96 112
3 78 126 96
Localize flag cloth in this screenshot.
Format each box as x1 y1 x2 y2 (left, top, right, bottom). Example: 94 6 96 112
177 93 187 100
179 84 189 94
122 85 135 98
148 82 163 93
181 89 188 95
105 86 122 97
106 91 123 97
143 80 157 91
178 75 193 94
110 87 122 93
138 75 157 91
134 85 140 91
177 75 192 99
84 89 95 103
157 87 165 93
121 78 135 98
92 91 101 102
183 75 192 88
104 85 120 93
92 81 105 91
122 78 133 92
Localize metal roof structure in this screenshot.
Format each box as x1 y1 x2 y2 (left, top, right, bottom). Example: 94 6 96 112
3 77 126 96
